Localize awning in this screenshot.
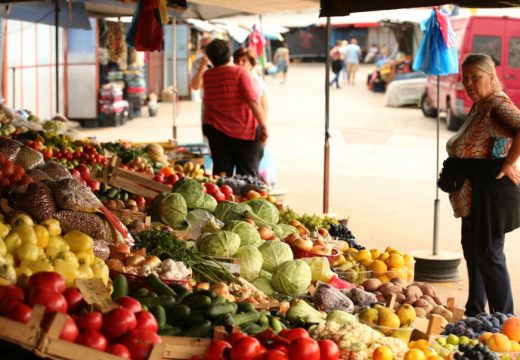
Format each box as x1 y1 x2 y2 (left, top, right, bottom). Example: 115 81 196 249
0 0 91 29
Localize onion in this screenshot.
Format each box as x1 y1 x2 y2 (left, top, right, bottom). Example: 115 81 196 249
126 255 146 267
294 237 313 252
145 255 162 269
106 258 124 272
258 226 273 240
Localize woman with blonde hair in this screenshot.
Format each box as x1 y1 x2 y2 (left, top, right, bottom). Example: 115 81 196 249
438 53 520 315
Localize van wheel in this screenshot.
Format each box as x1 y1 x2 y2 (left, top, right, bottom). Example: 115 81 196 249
420 93 437 118
446 103 463 131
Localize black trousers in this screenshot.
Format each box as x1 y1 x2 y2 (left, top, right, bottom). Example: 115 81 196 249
461 217 514 315
203 124 264 177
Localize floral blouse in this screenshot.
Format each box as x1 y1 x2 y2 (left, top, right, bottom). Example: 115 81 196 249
446 91 520 218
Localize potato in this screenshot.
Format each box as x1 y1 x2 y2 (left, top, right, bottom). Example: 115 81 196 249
376 293 386 303
414 306 427 318
378 282 394 293
362 278 382 293
391 277 403 285
420 295 436 306
396 293 406 303
431 305 453 321
413 298 430 308
381 285 403 298
404 285 423 299
433 296 442 305
416 282 436 298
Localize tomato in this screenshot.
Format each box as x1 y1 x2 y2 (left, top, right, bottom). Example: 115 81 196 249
75 164 91 180
230 337 263 360
60 315 79 342
75 330 107 351
26 272 66 293
153 174 165 183
69 169 82 179
213 191 226 202
102 307 137 339
279 328 310 343
63 287 84 313
203 340 231 360
225 193 236 202
28 288 68 313
6 302 32 324
228 332 247 346
0 298 24 316
318 339 340 360
135 310 158 333
77 311 103 332
121 329 161 360
0 285 25 302
115 296 142 314
219 185 233 196
268 344 289 356
105 343 131 359
289 337 320 360
259 350 288 360
166 174 179 185
205 183 219 195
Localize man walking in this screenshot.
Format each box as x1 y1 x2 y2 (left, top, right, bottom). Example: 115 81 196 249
344 38 362 85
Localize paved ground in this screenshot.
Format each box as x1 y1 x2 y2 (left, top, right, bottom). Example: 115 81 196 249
77 63 520 313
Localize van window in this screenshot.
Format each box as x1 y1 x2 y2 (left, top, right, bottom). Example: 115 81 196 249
472 36 501 63
509 38 520 68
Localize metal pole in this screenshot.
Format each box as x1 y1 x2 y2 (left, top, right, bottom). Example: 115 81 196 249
433 75 440 255
12 68 15 108
172 17 177 140
323 17 331 214
55 0 60 114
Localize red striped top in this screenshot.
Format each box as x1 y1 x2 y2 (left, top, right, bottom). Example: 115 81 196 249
202 65 259 140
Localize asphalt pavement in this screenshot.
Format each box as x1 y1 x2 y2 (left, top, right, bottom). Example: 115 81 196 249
77 63 520 313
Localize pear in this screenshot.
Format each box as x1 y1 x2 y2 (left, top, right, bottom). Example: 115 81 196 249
396 304 416 327
359 308 379 326
378 308 400 334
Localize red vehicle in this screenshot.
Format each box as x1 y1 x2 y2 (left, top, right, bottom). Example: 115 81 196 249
421 15 520 130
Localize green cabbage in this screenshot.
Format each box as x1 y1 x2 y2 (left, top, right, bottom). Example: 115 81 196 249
277 224 298 239
197 230 240 257
214 201 252 223
247 198 279 224
173 178 205 209
224 220 262 247
259 269 272 279
272 260 312 296
236 245 263 280
156 193 187 229
251 276 274 296
200 194 218 212
258 241 293 273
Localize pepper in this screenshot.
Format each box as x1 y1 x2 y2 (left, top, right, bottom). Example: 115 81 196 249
4 232 22 254
76 251 94 266
53 250 80 269
53 259 80 286
41 219 61 236
16 243 40 262
14 223 37 245
0 257 16 285
4 253 14 266
10 214 34 227
45 236 70 259
78 264 94 279
91 257 109 286
33 225 49 248
0 239 6 257
63 230 93 253
17 259 54 277
0 223 10 240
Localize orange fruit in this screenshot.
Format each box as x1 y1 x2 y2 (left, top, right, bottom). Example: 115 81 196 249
502 316 520 341
404 349 426 360
410 340 429 349
379 252 390 262
373 345 393 360
386 253 404 268
486 333 511 352
355 249 371 262
427 356 443 360
370 248 382 259
371 260 388 273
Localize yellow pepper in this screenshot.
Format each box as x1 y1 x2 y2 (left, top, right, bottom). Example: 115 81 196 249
14 223 37 245
41 219 61 236
0 257 17 285
0 223 10 240
63 230 93 253
10 213 34 227
18 259 54 277
45 236 70 259
76 251 94 266
53 259 80 286
33 225 49 248
4 254 14 266
91 257 109 286
0 239 6 257
4 232 22 254
78 264 94 279
53 250 79 268
17 243 40 262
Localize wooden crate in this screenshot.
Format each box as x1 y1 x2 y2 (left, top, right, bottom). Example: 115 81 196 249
109 165 172 198
0 304 45 351
160 336 211 359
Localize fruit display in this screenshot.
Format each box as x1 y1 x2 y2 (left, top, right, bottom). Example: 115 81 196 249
443 312 514 339
358 304 416 343
279 207 340 232
217 174 267 197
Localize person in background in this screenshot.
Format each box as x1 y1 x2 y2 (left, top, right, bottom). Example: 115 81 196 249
344 38 362 85
233 47 268 117
190 34 213 92
438 53 520 316
329 40 343 89
273 43 290 84
364 43 379 63
340 40 349 82
202 39 268 177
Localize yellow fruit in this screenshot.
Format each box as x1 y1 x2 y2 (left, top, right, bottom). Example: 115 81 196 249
389 249 402 256
386 253 404 268
404 349 426 360
373 345 393 360
427 356 443 360
403 254 415 265
33 225 49 248
396 304 416 327
355 249 371 262
10 213 34 227
371 259 388 273
378 308 400 329
370 249 381 259
388 267 407 281
359 258 373 268
379 252 390 262
421 347 437 358
377 274 391 283
42 219 61 236
384 246 395 253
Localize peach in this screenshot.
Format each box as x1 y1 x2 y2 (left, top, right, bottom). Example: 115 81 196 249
502 316 520 342
486 333 511 353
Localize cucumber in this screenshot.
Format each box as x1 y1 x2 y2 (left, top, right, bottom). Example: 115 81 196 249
121 192 129 202
166 304 190 326
211 296 227 305
111 274 128 299
107 188 118 199
139 295 176 309
158 325 181 336
214 313 234 327
269 317 283 334
206 303 238 319
169 283 190 297
179 313 207 330
192 289 216 298
257 313 269 327
231 311 260 326
181 294 212 310
240 322 269 335
149 305 167 329
182 320 212 338
236 302 256 313
146 274 177 297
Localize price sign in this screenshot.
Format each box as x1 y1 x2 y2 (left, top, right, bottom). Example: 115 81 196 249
75 278 119 313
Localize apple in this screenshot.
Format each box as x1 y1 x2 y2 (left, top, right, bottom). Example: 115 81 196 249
75 164 91 180
135 196 146 210
69 169 82 180
293 237 313 252
225 193 236 202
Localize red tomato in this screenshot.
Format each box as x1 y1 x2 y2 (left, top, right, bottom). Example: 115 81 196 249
213 191 226 202
26 272 66 293
259 350 288 360
77 311 103 332
153 174 165 183
135 196 146 209
219 185 233 196
28 288 68 313
0 298 24 316
205 183 219 195
225 193 236 202
289 338 320 360
75 330 107 351
60 315 79 342
230 337 263 360
268 344 289 356
0 285 25 302
115 296 142 314
102 307 137 339
121 329 161 360
203 340 231 360
6 302 32 324
63 287 84 313
105 343 131 359
69 169 82 179
135 310 158 333
228 332 247 346
279 328 310 343
166 174 179 185
75 164 91 180
318 339 340 360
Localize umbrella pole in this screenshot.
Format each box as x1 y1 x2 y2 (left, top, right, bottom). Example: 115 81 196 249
172 16 177 140
55 0 59 114
433 75 440 256
323 17 331 214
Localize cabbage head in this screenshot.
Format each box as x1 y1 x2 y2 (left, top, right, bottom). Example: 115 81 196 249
224 220 262 247
200 194 217 212
277 224 298 239
214 201 252 223
236 245 263 280
272 260 312 296
258 241 293 273
251 276 274 296
259 269 272 279
158 193 187 228
197 230 240 257
247 199 279 224
173 178 204 209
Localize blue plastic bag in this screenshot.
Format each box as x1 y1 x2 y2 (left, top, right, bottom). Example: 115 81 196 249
259 145 277 187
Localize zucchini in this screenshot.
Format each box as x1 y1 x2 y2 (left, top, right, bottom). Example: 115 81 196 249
179 313 207 330
182 320 212 338
107 188 118 199
236 302 256 313
211 296 227 305
166 304 190 326
158 325 181 336
257 313 269 327
149 305 167 329
181 294 212 310
206 303 237 319
240 322 269 335
147 274 177 297
111 274 128 299
133 287 151 299
192 289 216 298
169 283 190 297
139 295 176 309
214 313 234 327
269 317 283 334
231 311 260 326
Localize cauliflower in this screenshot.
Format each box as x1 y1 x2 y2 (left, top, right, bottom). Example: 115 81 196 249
158 259 192 280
